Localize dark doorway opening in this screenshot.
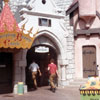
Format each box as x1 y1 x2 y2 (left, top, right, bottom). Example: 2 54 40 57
0 52 13 94
26 45 57 90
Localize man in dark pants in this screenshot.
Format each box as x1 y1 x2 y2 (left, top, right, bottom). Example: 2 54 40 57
48 59 58 93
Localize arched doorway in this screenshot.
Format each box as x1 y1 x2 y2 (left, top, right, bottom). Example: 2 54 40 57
26 44 57 90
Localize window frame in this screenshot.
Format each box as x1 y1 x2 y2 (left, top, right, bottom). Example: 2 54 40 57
39 18 51 27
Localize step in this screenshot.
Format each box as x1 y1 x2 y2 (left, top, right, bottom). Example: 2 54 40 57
66 84 81 88
73 78 88 82
68 78 88 87
70 81 86 85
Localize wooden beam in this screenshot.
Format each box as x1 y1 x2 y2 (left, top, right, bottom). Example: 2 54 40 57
66 2 78 16
96 11 100 20
75 28 100 36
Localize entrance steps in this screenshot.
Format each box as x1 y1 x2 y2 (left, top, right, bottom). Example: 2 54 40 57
67 78 88 87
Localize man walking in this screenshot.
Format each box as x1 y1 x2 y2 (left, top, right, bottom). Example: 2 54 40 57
29 60 42 90
48 59 58 93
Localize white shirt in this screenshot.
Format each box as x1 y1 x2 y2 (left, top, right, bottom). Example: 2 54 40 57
29 62 39 72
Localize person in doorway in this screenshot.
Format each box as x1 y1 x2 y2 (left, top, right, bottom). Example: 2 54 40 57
29 60 42 90
96 65 99 76
48 59 58 93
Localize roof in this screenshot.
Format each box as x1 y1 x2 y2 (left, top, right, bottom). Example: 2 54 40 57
0 2 20 32
69 0 78 9
66 0 78 16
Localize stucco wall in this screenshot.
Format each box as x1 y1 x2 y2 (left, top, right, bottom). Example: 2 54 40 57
79 0 96 17
75 35 100 78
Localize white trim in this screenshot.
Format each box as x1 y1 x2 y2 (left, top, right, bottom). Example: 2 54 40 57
20 10 65 19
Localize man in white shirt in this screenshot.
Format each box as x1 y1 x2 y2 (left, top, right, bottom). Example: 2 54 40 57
29 60 42 90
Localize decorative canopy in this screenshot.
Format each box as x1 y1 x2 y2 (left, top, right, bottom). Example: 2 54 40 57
0 1 38 49
4 0 9 3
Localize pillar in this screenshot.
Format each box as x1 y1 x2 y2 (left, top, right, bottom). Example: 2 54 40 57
13 49 28 94
61 65 66 81
60 65 68 86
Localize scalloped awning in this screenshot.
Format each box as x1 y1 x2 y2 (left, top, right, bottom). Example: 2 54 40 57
0 2 37 49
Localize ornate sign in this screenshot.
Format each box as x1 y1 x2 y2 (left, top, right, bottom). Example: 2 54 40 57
0 27 38 49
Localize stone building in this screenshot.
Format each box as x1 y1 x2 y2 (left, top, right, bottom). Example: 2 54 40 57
0 0 74 94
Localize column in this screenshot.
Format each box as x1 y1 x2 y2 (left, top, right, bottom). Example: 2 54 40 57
60 64 68 86
61 65 66 81
13 49 27 94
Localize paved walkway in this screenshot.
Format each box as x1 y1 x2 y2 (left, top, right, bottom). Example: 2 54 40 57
0 86 81 100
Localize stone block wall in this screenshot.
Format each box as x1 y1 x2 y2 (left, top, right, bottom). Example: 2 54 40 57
13 49 27 85
52 0 75 83
55 0 75 82
66 21 75 82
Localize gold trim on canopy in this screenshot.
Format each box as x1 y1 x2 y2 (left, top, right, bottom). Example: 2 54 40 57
0 24 38 49
4 0 9 3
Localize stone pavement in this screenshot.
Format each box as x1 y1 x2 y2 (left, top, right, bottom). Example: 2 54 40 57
0 86 81 100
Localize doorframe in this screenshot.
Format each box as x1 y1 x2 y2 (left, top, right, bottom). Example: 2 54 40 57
26 44 58 88
82 45 97 78
30 31 68 86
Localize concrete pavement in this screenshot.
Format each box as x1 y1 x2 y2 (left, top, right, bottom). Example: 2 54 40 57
0 86 81 100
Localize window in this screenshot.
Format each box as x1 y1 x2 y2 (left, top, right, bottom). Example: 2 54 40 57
42 0 46 4
39 18 51 27
70 12 73 26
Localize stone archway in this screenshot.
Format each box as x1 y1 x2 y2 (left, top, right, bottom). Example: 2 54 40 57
26 35 59 89
26 44 57 88
26 30 68 88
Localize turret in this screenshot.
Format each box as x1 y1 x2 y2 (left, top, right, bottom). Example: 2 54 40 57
79 0 96 28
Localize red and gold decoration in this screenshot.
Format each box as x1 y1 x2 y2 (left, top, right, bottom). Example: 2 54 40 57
0 0 38 49
4 0 9 3
80 77 100 95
